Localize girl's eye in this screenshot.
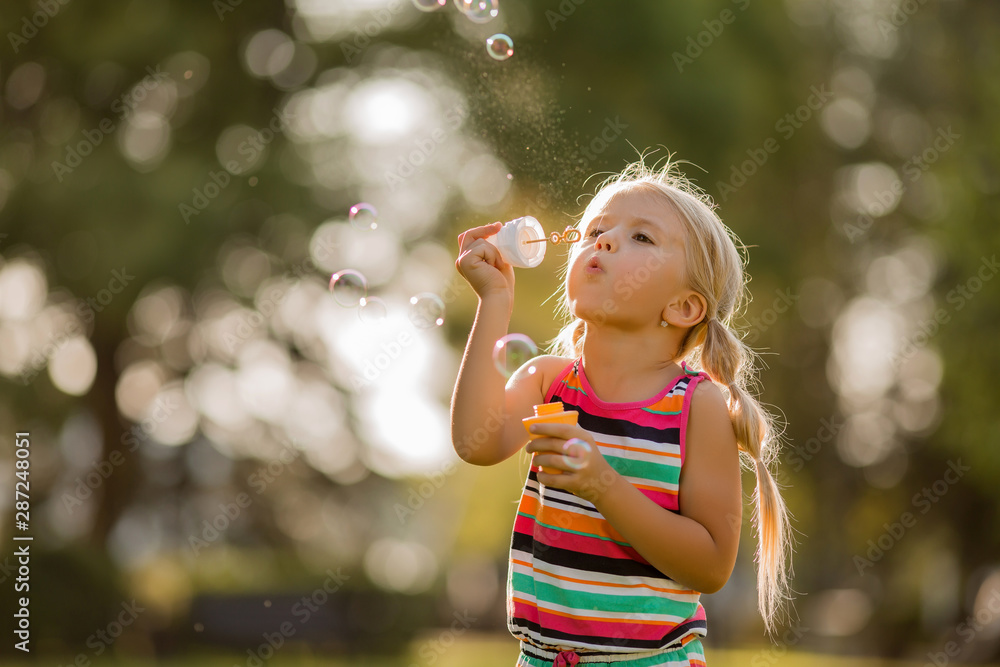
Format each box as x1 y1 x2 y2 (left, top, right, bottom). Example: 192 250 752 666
587 228 652 243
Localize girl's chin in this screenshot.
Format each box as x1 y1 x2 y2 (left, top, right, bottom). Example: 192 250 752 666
570 302 616 323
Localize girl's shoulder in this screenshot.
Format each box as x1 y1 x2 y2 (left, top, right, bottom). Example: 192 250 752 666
530 354 577 398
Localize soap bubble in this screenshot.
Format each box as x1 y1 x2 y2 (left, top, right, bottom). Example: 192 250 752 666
329 269 368 307
409 293 446 328
454 0 498 23
486 34 514 61
492 333 538 378
358 296 388 324
349 203 378 231
413 0 446 10
562 438 592 470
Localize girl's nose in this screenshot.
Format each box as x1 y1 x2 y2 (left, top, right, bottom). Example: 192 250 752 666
596 236 613 252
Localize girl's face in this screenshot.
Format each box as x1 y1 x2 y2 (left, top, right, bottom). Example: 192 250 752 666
565 185 692 328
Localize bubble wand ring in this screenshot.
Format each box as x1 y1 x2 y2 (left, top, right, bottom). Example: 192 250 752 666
523 226 582 245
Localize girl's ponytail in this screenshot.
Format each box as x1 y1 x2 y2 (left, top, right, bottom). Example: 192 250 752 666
699 317 792 633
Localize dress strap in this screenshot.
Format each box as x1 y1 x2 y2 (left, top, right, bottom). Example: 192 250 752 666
680 359 701 376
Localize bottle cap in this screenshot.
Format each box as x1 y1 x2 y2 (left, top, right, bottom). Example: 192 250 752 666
534 402 564 416
486 216 545 269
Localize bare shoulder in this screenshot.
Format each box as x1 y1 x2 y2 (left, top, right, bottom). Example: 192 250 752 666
516 354 575 400
690 378 730 420
504 354 574 408
686 379 739 459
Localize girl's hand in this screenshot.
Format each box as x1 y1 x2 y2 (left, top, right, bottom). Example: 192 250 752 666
525 422 620 504
455 222 515 304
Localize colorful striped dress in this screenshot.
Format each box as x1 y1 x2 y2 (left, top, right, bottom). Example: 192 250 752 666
508 357 712 666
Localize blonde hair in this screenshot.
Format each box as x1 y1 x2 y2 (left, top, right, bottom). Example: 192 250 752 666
548 155 793 632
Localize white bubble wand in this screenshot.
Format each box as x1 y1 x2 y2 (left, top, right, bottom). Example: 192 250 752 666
485 217 583 269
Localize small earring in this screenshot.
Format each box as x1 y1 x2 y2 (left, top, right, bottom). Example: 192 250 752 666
660 320 669 328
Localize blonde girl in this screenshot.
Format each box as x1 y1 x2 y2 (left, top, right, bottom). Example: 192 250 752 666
451 158 792 667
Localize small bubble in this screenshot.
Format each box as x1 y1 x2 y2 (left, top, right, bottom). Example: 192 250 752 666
184 70 194 80
455 0 498 23
408 293 446 328
562 438 591 471
329 270 368 308
486 34 514 61
263 600 272 608
358 296 388 324
506 173 513 180
193 623 204 632
492 333 539 378
413 0 447 10
349 203 378 231
248 176 258 186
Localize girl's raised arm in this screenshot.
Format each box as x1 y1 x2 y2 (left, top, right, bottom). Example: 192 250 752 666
450 222 573 466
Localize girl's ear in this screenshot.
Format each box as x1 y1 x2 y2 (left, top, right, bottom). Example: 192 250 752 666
663 291 708 328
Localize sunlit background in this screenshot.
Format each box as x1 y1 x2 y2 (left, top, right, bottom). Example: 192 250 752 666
1 0 999 665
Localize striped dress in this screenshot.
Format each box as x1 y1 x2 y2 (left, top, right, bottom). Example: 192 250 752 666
508 357 712 663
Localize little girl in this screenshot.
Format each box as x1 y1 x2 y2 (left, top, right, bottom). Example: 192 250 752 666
451 159 791 667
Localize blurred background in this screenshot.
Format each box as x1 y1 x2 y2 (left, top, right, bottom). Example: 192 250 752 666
1 0 999 665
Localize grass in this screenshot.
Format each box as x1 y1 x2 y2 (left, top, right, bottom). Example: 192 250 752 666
14 633 989 666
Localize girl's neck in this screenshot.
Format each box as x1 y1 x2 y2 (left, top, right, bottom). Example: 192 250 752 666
580 328 681 404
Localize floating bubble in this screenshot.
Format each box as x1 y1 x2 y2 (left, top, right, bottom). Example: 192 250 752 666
409 293 446 328
486 34 514 61
349 203 378 231
358 296 388 324
413 0 447 10
329 269 368 308
492 333 538 378
454 0 498 23
562 438 591 471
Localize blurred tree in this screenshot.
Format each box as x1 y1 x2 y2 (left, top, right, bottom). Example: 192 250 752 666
1 0 999 662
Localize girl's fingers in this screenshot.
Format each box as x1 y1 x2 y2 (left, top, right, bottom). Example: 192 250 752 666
457 221 502 253
531 453 573 472
466 237 508 274
536 470 581 491
527 438 578 455
525 438 557 454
